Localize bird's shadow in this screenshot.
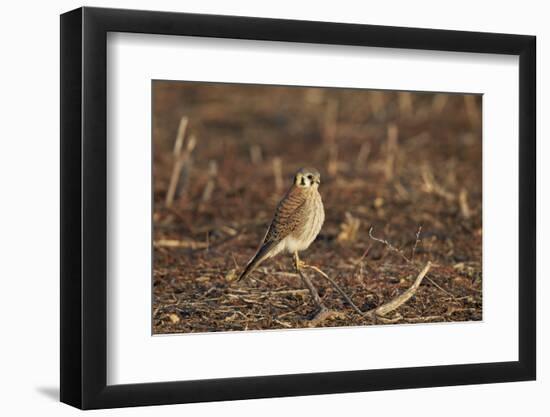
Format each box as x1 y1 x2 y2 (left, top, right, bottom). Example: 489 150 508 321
36 386 59 401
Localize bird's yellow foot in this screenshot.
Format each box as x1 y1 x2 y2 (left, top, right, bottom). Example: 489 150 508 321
296 259 307 270
293 252 307 271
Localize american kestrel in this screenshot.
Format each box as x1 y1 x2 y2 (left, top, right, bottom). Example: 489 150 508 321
238 167 325 282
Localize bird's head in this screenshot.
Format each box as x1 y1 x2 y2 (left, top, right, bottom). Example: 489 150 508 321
294 167 321 189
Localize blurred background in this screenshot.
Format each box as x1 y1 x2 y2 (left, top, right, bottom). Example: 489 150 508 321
152 81 482 334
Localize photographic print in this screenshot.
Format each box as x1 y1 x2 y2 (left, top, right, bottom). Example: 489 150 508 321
152 81 482 334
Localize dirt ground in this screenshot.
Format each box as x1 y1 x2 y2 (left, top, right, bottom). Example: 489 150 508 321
152 81 482 334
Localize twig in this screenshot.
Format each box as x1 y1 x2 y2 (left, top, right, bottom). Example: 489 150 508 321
375 313 403 324
464 95 481 128
420 164 455 201
155 226 242 252
165 118 197 207
323 98 339 147
425 276 454 298
304 265 365 317
327 143 339 176
370 91 385 116
175 160 193 202
301 261 432 320
274 319 293 328
384 124 399 181
367 262 431 317
393 180 410 200
294 266 323 307
172 116 189 157
337 212 361 243
432 94 448 114
459 188 471 219
304 88 324 105
369 226 455 299
277 305 307 319
411 226 422 261
201 160 218 202
355 142 371 171
191 229 244 252
406 315 445 323
269 289 309 297
351 245 372 278
249 144 263 164
153 239 208 249
264 271 300 278
323 99 339 176
272 157 283 192
369 226 411 263
191 218 269 234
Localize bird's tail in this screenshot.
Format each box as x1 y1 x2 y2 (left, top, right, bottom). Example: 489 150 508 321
237 241 278 282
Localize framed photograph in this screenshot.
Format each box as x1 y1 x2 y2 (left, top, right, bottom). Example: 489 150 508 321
60 6 536 409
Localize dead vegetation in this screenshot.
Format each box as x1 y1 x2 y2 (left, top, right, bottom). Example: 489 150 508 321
152 82 482 334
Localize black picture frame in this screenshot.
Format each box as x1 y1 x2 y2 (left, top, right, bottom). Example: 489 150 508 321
60 6 536 410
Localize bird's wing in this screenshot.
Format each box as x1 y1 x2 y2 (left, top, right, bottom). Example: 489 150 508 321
237 187 307 282
263 186 308 244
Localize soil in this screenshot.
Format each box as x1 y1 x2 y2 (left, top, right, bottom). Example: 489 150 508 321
152 82 482 334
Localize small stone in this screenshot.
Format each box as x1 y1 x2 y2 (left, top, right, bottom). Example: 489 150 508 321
225 269 237 282
168 313 180 324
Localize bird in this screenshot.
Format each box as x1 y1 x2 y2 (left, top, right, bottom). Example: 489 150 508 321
237 167 325 283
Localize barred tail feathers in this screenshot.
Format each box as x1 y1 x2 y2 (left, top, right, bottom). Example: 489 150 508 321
237 241 279 282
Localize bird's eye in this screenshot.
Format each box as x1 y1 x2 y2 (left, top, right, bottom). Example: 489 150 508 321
307 174 313 180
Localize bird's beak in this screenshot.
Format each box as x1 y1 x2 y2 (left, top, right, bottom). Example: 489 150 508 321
315 179 321 185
